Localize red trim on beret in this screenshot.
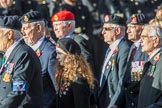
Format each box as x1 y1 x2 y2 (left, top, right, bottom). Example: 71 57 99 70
131 16 137 24
51 10 75 21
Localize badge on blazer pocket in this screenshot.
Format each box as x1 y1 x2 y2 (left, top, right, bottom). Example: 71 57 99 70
13 81 27 92
2 73 11 82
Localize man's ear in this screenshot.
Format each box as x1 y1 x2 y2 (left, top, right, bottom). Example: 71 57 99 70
115 27 121 35
153 37 160 47
36 24 42 32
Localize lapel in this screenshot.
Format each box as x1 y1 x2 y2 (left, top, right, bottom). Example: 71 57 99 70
7 40 25 62
36 38 47 57
99 45 119 95
143 49 161 76
98 63 112 96
0 40 25 75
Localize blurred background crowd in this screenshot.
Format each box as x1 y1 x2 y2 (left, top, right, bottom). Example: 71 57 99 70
0 0 161 39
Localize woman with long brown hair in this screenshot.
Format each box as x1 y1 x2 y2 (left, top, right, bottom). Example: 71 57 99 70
51 38 95 108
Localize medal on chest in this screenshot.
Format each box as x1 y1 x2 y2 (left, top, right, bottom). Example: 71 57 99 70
2 62 14 82
131 61 144 81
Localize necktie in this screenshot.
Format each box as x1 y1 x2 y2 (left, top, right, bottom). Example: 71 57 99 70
130 46 137 60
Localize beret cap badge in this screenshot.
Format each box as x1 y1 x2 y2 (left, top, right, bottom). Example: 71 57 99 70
131 15 137 24
104 15 110 22
54 15 58 21
23 15 29 22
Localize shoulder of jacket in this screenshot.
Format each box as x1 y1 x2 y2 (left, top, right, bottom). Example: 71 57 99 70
73 33 89 41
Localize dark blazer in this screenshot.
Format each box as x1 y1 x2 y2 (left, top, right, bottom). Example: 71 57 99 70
115 45 148 108
49 78 91 108
138 49 162 108
70 33 95 73
87 36 108 80
0 40 43 108
98 38 131 108
37 37 57 108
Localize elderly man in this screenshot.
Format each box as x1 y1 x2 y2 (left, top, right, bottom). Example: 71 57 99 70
98 14 131 108
111 13 148 108
0 16 43 108
51 10 94 74
137 25 162 108
20 11 57 108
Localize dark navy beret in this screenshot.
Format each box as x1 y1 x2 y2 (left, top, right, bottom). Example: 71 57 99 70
104 14 125 26
127 13 147 25
56 38 81 55
20 11 43 23
0 16 22 30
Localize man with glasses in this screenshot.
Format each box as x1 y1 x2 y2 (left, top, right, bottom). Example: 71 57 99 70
137 25 162 108
111 13 148 108
98 14 131 108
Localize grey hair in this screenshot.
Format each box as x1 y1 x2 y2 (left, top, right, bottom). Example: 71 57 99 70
0 28 22 40
111 24 126 36
146 25 162 38
145 25 162 44
30 20 46 31
13 30 22 39
64 20 75 32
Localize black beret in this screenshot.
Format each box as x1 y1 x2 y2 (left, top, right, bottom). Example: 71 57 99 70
127 13 147 25
104 14 125 26
56 38 81 55
0 16 22 30
20 11 43 23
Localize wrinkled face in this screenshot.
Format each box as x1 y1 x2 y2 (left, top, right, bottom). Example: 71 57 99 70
101 23 117 44
21 23 36 46
56 48 67 66
140 27 155 55
127 24 143 42
0 0 13 8
52 21 70 39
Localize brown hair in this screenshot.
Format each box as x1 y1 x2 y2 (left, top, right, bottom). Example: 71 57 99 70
55 53 95 89
149 18 162 28
0 28 14 52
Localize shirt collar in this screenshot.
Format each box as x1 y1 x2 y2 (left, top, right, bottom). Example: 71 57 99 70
148 47 162 61
131 40 140 50
65 32 74 38
109 36 124 50
30 36 45 51
5 38 23 59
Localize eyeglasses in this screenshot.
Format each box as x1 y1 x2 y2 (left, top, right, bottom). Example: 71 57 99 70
141 35 149 40
103 27 115 31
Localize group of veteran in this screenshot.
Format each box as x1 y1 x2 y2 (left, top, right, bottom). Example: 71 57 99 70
98 12 162 108
0 10 96 108
0 11 58 108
